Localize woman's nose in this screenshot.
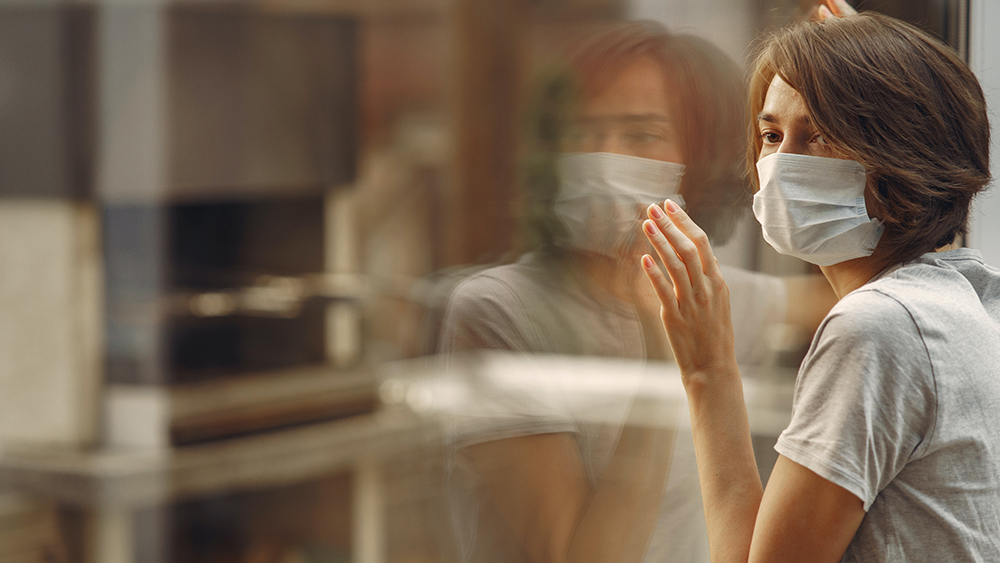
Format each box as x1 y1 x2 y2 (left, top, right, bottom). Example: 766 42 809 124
775 136 807 155
596 133 626 155
777 139 802 154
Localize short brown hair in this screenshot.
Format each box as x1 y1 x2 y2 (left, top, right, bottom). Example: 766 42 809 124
747 13 991 264
570 21 749 244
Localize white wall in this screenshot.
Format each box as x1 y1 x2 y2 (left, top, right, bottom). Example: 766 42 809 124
0 201 103 445
967 0 1000 265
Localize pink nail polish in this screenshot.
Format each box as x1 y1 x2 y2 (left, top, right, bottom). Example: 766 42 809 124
665 200 680 213
649 205 663 219
644 220 657 235
642 255 654 269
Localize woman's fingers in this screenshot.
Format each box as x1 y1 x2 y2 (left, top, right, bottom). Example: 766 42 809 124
822 0 857 17
641 253 678 318
642 216 691 300
816 0 855 20
829 0 857 16
641 199 725 301
661 200 723 279
639 203 736 378
648 200 721 300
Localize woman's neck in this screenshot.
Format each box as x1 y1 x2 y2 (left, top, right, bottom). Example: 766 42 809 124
820 242 962 299
575 250 642 303
819 254 895 299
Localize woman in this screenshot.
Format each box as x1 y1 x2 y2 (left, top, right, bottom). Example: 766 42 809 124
641 11 1000 562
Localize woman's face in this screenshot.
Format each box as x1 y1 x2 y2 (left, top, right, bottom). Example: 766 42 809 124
756 73 880 219
570 57 685 165
757 75 838 160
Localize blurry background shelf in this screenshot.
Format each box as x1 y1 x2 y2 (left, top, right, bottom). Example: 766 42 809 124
105 365 379 449
0 410 438 507
0 410 443 563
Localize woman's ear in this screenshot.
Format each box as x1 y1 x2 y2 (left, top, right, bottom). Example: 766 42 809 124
863 176 888 222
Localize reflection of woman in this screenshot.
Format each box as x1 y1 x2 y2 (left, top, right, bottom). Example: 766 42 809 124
444 22 776 361
440 22 825 563
642 12 1000 562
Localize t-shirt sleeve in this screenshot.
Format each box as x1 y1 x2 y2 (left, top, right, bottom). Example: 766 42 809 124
775 288 937 510
439 273 535 354
438 272 577 446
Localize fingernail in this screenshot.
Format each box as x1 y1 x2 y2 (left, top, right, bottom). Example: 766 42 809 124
665 199 680 213
642 255 654 269
643 220 658 235
649 204 664 219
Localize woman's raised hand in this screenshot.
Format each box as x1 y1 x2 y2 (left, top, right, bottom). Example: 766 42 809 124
640 201 738 384
818 0 857 20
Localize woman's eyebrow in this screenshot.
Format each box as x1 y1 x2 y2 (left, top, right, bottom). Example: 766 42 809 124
757 113 814 127
578 114 672 124
618 114 672 123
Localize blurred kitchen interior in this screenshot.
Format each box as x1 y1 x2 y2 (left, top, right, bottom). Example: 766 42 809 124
0 0 996 562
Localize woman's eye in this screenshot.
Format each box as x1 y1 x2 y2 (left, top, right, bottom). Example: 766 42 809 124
625 132 664 144
814 133 828 145
761 131 781 144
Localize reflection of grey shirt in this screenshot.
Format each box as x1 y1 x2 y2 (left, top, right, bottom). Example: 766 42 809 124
441 254 785 362
776 248 1000 562
440 253 786 563
441 254 648 359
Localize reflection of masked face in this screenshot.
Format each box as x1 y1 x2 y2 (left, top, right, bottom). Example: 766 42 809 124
555 152 684 258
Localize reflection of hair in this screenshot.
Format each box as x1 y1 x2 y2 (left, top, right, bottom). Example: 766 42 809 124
521 21 748 252
521 71 577 257
572 21 749 244
748 13 991 264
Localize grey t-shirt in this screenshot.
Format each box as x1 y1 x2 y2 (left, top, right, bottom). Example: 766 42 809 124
776 248 1000 562
440 252 787 563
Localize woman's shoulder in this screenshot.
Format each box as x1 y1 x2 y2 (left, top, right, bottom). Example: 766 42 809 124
814 252 1000 375
442 255 568 337
841 250 1000 333
823 284 915 339
449 257 556 308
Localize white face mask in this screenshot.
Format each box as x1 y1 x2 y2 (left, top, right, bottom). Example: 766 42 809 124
555 152 685 258
753 152 884 267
